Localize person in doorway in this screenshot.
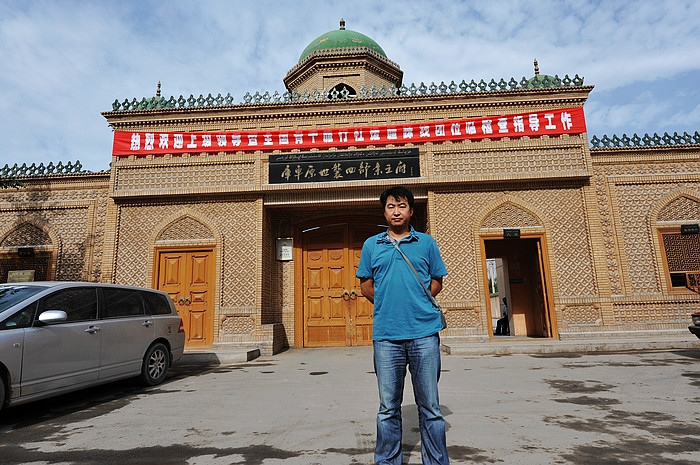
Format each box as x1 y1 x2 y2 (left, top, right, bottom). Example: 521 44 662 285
356 186 450 465
495 298 509 336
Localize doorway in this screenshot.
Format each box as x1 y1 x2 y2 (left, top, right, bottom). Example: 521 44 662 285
299 219 385 347
484 236 555 339
155 249 215 349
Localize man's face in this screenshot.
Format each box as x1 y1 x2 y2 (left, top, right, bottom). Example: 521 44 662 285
384 195 413 229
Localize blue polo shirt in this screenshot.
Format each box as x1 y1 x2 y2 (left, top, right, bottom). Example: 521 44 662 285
356 226 448 341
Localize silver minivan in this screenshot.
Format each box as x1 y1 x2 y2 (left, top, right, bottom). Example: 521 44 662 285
0 282 185 411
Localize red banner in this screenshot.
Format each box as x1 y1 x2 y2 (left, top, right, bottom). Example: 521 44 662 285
112 107 586 156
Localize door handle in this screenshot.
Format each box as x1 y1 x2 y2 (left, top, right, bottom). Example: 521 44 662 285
143 320 153 327
184 297 191 305
349 290 357 300
178 297 185 305
85 325 101 334
342 289 350 300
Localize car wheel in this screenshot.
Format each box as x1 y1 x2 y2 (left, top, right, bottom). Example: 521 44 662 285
140 342 170 386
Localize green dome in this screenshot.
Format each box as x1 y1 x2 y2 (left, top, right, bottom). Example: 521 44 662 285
525 74 556 88
299 20 386 62
524 59 556 88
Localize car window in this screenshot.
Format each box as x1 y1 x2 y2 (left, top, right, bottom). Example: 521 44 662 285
141 291 173 315
101 288 145 318
0 302 37 330
39 288 98 322
0 285 44 312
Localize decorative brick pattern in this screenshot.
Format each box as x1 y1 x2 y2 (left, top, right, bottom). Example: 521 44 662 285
0 181 109 282
0 256 50 282
433 144 588 179
0 222 51 246
434 187 596 303
658 196 700 221
662 234 700 271
482 203 541 228
561 305 601 325
612 300 696 323
614 182 700 294
592 174 622 294
445 308 481 328
158 216 214 241
115 200 258 311
220 315 255 334
114 161 256 195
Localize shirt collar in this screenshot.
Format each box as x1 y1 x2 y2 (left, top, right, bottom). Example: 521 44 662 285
377 225 418 244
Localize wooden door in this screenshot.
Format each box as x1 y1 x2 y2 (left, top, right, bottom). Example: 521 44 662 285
350 225 379 345
303 222 381 347
157 249 214 348
536 241 553 337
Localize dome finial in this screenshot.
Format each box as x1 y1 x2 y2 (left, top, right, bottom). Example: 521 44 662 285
533 58 540 76
156 81 161 97
339 18 345 30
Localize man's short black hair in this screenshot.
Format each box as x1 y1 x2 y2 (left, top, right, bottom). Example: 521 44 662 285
380 186 415 209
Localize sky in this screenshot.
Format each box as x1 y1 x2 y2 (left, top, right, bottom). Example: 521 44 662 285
1 0 699 173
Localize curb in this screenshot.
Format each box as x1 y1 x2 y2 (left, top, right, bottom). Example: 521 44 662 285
442 337 700 356
178 336 700 364
182 348 261 364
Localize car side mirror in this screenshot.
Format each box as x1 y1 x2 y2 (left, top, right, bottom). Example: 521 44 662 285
38 310 68 324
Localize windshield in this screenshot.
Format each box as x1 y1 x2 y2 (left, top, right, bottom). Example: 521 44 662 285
0 285 45 312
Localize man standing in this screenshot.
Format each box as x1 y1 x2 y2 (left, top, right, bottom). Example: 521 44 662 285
356 186 449 465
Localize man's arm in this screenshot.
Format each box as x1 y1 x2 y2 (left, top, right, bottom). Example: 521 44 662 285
430 277 443 298
360 277 374 303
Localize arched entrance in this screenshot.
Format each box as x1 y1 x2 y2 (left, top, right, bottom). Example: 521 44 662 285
483 235 556 339
0 222 55 283
297 217 385 347
151 213 219 349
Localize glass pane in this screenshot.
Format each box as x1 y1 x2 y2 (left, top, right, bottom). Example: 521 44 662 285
141 291 172 315
102 288 144 318
40 288 97 322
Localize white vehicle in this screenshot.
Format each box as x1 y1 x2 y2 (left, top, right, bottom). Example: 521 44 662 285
0 282 185 412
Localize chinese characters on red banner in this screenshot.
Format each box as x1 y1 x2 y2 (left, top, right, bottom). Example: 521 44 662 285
112 107 586 156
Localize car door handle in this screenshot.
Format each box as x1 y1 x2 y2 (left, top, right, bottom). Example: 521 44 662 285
85 325 101 334
143 320 153 327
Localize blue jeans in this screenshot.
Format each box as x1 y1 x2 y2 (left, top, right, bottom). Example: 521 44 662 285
373 334 449 464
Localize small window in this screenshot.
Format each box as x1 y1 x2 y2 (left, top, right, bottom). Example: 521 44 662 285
40 288 97 322
141 291 173 315
102 288 145 318
328 83 356 99
661 232 700 291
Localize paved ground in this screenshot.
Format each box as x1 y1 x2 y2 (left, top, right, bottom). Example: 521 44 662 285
1 346 699 464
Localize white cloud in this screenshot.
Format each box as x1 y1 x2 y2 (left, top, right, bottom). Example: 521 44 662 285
1 0 699 171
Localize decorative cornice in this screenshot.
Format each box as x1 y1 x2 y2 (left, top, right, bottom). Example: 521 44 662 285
103 92 592 131
590 132 700 149
107 74 586 112
0 161 109 179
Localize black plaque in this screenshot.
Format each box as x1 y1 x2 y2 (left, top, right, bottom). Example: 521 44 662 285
503 229 521 239
269 148 420 184
681 224 699 235
17 247 35 257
